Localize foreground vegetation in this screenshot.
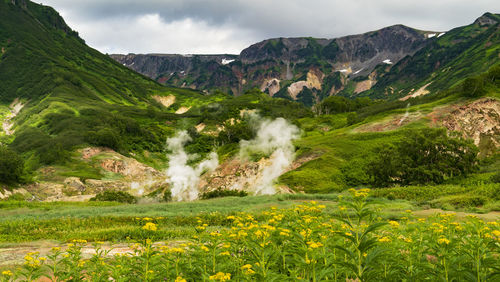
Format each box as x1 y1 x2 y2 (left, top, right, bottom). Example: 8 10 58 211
1 190 498 281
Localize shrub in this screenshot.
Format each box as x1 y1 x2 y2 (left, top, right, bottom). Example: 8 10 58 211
163 189 172 202
90 191 137 204
7 193 26 201
462 76 485 97
431 194 488 209
0 146 24 184
368 128 479 187
200 188 248 200
87 128 122 151
490 172 500 183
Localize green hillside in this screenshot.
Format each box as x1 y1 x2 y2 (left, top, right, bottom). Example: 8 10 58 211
0 0 314 185
367 13 500 99
0 0 497 212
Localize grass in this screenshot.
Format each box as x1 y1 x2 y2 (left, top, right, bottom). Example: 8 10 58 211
2 191 498 281
0 194 417 243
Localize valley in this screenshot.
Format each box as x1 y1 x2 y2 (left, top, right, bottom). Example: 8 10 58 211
0 0 498 280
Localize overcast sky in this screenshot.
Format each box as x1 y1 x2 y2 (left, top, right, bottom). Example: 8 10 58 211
41 0 500 55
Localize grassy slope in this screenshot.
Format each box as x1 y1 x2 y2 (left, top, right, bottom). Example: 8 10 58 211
0 1 313 180
366 13 500 99
280 76 500 205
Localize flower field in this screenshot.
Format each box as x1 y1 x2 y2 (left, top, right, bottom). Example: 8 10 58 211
1 189 499 281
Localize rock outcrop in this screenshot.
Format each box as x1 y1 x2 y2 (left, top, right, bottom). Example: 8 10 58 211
438 98 500 155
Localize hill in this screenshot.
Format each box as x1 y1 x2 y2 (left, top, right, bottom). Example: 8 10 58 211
0 1 498 210
0 0 314 199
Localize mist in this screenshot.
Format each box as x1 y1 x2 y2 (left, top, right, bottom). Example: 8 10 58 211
165 130 218 201
239 116 301 194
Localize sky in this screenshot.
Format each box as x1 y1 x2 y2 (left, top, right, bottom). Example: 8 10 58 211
40 0 500 55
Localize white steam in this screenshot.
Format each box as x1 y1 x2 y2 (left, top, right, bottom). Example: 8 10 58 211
166 131 218 201
239 117 300 195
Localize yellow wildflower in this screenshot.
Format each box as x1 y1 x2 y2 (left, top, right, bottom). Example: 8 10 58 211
389 221 400 228
438 238 450 245
378 237 391 243
209 272 231 281
210 232 222 237
307 241 323 249
220 251 230 256
142 222 157 231
175 277 187 282
1 270 13 276
169 247 185 254
241 264 252 270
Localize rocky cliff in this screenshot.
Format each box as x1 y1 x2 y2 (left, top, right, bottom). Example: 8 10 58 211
111 25 434 101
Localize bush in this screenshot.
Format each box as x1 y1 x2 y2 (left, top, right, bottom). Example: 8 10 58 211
7 193 26 201
431 194 487 209
490 172 500 183
462 77 485 97
163 189 172 202
200 188 248 200
0 146 24 184
90 191 137 204
368 128 479 187
86 128 122 151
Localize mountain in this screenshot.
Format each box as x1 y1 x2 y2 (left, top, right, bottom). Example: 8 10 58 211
111 25 434 104
365 12 500 99
112 14 500 105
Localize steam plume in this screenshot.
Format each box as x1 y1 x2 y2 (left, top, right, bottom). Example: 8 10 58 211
239 116 300 195
166 131 218 201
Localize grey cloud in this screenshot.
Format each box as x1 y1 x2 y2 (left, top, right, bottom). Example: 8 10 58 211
41 0 500 54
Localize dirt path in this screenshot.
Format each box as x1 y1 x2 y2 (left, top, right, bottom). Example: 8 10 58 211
0 240 185 267
2 98 24 135
412 208 500 221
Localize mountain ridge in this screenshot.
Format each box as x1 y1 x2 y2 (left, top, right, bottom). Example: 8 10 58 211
111 13 499 105
110 24 435 100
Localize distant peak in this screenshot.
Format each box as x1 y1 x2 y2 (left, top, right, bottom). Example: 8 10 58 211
474 12 499 26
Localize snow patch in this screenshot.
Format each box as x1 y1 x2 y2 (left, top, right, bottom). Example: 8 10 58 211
339 69 348 73
426 33 436 38
383 59 393 65
353 68 363 75
221 58 235 65
438 32 445 38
